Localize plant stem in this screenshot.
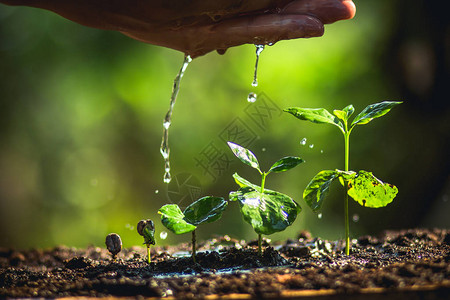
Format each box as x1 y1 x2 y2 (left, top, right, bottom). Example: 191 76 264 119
261 172 267 194
192 230 197 264
258 173 266 256
258 234 262 256
147 245 151 263
344 129 350 255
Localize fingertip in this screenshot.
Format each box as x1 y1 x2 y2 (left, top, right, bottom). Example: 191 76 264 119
343 0 356 19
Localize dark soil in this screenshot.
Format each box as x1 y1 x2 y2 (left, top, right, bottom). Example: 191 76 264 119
1 229 449 299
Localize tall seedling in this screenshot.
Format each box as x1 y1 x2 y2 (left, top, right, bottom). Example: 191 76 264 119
284 101 402 255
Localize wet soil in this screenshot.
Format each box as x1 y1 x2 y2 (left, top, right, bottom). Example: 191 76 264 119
1 228 449 299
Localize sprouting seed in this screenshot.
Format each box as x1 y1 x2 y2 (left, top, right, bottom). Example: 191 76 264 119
137 219 155 263
105 233 122 259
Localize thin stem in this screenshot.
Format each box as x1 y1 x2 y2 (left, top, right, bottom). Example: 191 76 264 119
258 172 266 257
147 245 151 263
192 230 197 264
261 172 267 194
344 128 351 255
258 234 262 256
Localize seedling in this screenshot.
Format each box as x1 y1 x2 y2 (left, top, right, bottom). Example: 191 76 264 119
284 101 402 255
105 233 122 260
137 219 156 263
158 196 227 263
227 142 303 255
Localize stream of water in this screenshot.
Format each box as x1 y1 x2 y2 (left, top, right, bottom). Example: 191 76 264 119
160 55 192 184
247 45 265 102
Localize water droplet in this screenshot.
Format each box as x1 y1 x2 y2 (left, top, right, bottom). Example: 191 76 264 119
160 231 168 240
155 190 159 194
247 92 257 103
163 121 171 129
300 138 307 145
318 213 323 219
262 148 266 152
125 224 135 231
160 148 169 159
320 150 324 154
163 172 172 184
352 214 360 222
309 144 314 149
267 42 274 46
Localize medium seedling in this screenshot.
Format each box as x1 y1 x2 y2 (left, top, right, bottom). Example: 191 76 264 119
158 196 227 263
227 142 303 255
137 219 156 263
284 101 402 255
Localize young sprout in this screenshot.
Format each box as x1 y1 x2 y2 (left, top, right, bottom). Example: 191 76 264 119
105 233 122 260
158 196 227 263
137 219 155 263
227 142 304 255
284 101 402 255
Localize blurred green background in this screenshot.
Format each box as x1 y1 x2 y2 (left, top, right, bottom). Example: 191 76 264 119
1 0 449 249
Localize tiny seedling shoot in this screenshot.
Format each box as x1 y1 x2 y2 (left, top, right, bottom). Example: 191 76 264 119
284 101 402 255
137 219 156 263
158 196 227 263
227 142 304 255
105 233 122 260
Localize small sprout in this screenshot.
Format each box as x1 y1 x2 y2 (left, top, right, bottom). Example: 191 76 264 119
105 233 122 260
227 142 303 255
285 101 401 255
137 219 155 263
158 196 227 263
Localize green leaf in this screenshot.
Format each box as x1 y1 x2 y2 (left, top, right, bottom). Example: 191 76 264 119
232 173 279 196
142 225 156 245
303 170 338 212
183 196 228 226
333 105 355 123
232 173 262 191
351 101 402 127
158 204 196 234
268 156 304 173
333 110 347 123
227 142 260 171
284 107 343 131
344 170 398 208
230 187 301 235
342 105 355 118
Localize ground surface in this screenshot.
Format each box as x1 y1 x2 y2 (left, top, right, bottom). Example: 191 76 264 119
1 229 449 299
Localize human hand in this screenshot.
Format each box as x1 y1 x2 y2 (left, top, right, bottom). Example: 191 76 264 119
1 0 356 57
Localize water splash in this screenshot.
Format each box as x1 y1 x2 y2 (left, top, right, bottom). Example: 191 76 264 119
160 55 192 184
247 92 257 103
300 138 307 145
309 144 314 149
155 190 159 194
318 213 323 219
252 45 265 87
